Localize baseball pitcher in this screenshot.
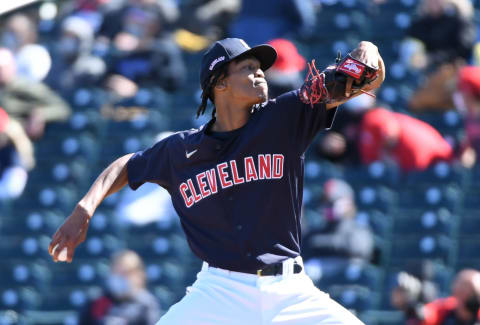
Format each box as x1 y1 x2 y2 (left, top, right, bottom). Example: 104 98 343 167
49 38 385 324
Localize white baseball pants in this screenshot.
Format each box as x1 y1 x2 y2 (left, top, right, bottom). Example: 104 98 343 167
156 257 365 325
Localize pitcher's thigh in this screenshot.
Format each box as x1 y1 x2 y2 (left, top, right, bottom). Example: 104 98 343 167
156 285 258 325
272 288 365 325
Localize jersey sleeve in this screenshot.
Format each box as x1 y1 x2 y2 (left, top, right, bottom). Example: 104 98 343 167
127 137 172 191
273 90 337 154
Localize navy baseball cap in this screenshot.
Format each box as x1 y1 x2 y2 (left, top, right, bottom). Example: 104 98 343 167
200 38 277 90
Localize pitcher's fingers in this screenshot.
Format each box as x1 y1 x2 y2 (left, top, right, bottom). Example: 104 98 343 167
345 78 354 98
48 234 61 255
365 56 386 92
377 55 386 82
52 240 67 262
66 245 76 263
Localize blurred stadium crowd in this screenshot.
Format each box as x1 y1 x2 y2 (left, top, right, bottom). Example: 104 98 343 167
1 0 480 324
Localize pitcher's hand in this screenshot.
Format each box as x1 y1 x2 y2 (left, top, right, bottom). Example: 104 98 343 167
48 205 91 263
350 41 385 93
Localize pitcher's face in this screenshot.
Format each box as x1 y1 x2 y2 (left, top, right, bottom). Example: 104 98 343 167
224 57 269 107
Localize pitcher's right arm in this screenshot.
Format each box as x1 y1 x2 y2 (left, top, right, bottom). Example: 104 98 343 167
48 153 133 263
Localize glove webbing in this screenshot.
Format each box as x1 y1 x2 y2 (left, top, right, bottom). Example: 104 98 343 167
300 59 328 107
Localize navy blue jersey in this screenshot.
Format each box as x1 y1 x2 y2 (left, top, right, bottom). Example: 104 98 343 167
127 90 337 272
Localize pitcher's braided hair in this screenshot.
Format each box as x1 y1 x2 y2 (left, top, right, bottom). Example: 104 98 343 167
196 63 230 119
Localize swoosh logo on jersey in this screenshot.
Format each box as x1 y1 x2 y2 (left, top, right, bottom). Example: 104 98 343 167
186 149 198 159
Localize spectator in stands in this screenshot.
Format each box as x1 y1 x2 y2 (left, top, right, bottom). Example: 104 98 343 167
407 0 476 68
390 262 439 325
455 65 480 168
391 271 426 325
316 95 454 171
0 107 34 200
1 13 52 82
46 16 106 95
79 250 160 325
404 0 477 111
98 0 179 41
315 93 376 165
303 178 375 278
265 38 306 98
0 48 71 139
358 107 454 171
97 0 186 93
71 0 120 13
177 0 241 42
58 0 124 33
229 0 317 45
420 269 480 324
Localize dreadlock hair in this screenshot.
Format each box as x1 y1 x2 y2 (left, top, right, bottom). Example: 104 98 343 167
196 63 231 119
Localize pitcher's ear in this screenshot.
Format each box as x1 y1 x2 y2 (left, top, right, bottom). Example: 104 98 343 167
215 79 227 91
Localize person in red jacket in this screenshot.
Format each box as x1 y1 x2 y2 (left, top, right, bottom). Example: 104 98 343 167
422 269 480 325
358 107 453 171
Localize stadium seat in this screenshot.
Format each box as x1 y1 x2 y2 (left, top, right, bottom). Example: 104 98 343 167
0 214 43 236
359 309 406 325
66 87 108 110
463 186 480 209
431 263 455 296
354 185 398 213
317 261 384 292
390 235 454 266
0 262 49 290
124 217 179 239
35 133 100 164
0 286 42 311
472 164 480 182
45 111 101 135
40 285 102 311
344 161 400 188
398 185 462 212
373 9 412 38
73 235 125 259
153 285 179 313
29 156 91 188
304 160 346 184
456 238 480 270
414 111 464 134
20 185 78 214
0 236 48 259
50 260 108 289
328 285 379 313
405 162 467 187
22 310 79 325
7 209 64 236
356 209 393 239
393 208 456 237
126 232 191 262
459 210 480 236
84 209 123 236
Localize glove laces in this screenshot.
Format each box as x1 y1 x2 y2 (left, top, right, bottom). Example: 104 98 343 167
299 59 329 107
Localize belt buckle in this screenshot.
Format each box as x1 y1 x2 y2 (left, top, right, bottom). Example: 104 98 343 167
257 269 262 276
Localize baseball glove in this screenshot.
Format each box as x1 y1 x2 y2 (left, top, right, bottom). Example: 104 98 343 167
300 41 383 106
